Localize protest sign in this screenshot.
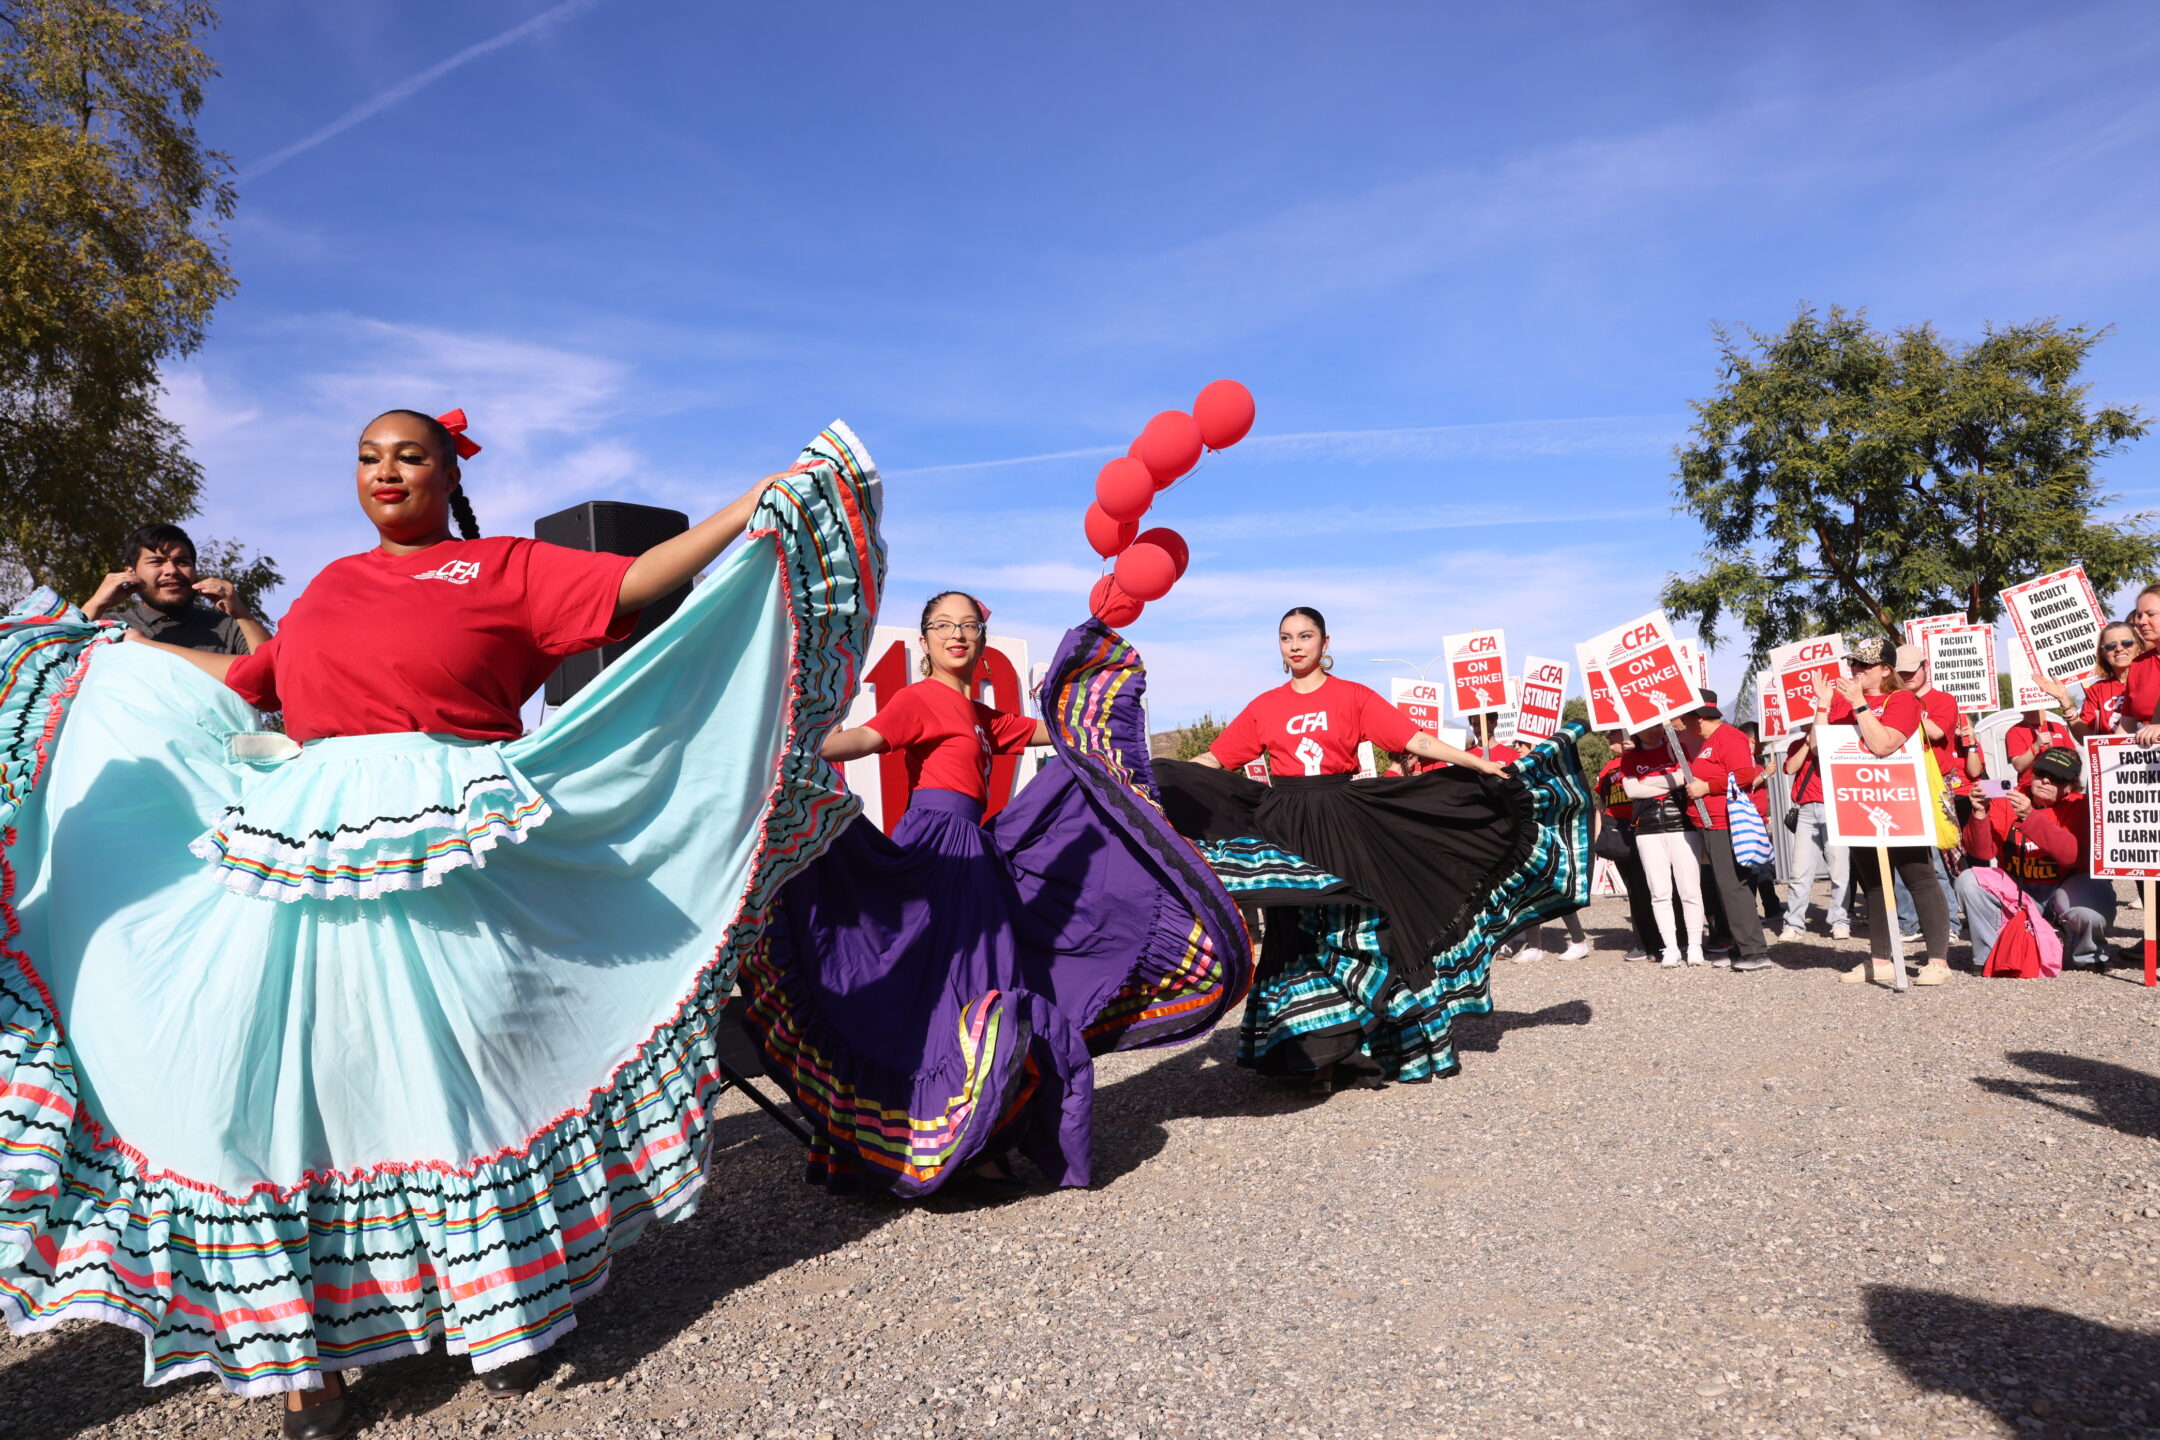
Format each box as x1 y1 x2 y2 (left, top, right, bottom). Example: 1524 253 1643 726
1675 639 1708 690
1923 624 1997 715
1756 671 1788 742
1515 655 1570 742
1492 677 1523 746
2002 565 2105 685
1242 759 1270 784
1902 612 1965 647
1574 642 1622 730
1767 633 1846 727
1582 610 1703 729
2084 737 2160 879
1442 629 1508 717
1388 677 1445 737
1822 726 1934 847
2004 659 2061 713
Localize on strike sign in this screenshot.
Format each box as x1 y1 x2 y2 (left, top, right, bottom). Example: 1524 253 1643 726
1582 611 1703 729
2003 565 2105 684
1388 676 1444 736
1443 629 1508 717
1755 670 1788 741
1574 642 1622 730
2085 737 2160 879
1515 655 1570 742
1922 624 1996 714
1768 633 1845 727
1822 727 1935 847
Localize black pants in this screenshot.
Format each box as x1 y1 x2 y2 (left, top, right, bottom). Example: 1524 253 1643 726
1850 844 1950 961
1615 845 1660 955
1698 828 1768 960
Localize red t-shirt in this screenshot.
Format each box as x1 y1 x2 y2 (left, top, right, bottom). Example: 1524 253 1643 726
1784 736 1824 804
1595 757 1632 822
1471 744 1521 766
1210 676 1419 777
1620 743 1687 833
1913 686 1971 794
1826 689 1924 742
2005 715 2076 768
2083 678 2129 735
2128 652 2160 728
865 679 1037 802
224 538 635 744
1681 722 1759 830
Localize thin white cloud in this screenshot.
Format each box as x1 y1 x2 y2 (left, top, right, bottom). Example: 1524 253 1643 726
238 0 607 182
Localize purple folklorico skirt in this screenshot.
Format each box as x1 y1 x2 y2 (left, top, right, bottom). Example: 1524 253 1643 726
740 621 1251 1197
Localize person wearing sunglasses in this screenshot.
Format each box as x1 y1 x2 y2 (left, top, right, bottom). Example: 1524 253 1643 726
2035 621 2140 738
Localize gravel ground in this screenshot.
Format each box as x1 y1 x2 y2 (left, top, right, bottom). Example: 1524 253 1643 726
8 889 2160 1440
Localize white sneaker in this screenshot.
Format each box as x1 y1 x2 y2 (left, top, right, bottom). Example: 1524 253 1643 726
1686 948 1708 966
1831 924 1852 941
1510 946 1546 964
1659 950 1684 967
1778 925 1808 942
1559 941 1592 960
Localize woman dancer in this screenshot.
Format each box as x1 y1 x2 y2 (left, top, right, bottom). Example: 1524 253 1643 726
743 594 1249 1199
1154 607 1590 1090
0 411 883 1434
1805 637 1954 986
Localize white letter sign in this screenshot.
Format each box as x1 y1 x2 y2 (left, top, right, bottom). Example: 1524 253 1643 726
2002 565 2106 685
2086 736 2160 880
1922 623 1997 716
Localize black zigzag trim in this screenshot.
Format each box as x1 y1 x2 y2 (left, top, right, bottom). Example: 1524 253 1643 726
209 772 521 849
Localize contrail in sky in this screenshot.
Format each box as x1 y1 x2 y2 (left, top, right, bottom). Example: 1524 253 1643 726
238 0 606 182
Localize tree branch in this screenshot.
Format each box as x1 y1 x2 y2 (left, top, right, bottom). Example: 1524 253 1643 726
1812 517 1895 632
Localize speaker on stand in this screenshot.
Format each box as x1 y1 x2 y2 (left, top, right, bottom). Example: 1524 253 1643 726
535 501 691 706
531 497 810 1146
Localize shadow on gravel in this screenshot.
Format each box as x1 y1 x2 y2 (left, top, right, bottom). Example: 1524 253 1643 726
0 1105 893 1440
1973 1052 2160 1143
1452 998 1593 1051
1866 1287 2160 1437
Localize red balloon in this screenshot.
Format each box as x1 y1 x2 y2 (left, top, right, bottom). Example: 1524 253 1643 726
1114 542 1178 602
1095 457 1154 523
1084 503 1137 559
1089 575 1144 627
1193 379 1255 449
1132 526 1189 579
1136 410 1203 487
1127 437 1146 459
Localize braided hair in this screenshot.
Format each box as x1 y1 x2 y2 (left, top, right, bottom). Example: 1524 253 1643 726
368 409 479 539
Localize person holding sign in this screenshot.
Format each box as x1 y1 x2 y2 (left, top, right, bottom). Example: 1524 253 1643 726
2121 586 2160 739
1155 606 1587 1091
2004 703 2077 778
2035 620 2139 738
1953 747 2110 967
1807 637 1955 986
1597 731 1663 961
753 593 1251 1199
1781 730 1853 940
1618 723 1708 965
1674 692 1774 971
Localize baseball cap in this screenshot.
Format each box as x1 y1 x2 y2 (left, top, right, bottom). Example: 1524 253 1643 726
1847 636 1895 667
2030 746 2081 788
1894 643 1924 673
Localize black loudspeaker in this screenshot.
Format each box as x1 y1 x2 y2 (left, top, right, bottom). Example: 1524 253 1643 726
535 500 691 706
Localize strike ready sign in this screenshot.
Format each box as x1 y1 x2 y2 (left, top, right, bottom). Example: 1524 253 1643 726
1582 611 1703 729
2086 737 2160 880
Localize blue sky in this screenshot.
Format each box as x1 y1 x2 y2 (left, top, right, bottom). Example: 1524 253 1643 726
170 0 2160 724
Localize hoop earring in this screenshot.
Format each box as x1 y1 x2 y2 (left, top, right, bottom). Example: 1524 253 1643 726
1282 659 1293 674
918 647 932 678
1320 655 1334 672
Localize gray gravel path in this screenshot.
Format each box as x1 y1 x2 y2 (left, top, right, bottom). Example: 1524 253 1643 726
8 892 2160 1440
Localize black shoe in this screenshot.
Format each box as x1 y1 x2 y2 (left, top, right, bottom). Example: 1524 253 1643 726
478 1354 548 1396
282 1376 352 1440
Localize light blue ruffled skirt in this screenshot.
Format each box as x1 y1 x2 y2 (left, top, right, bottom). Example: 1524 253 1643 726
0 423 882 1394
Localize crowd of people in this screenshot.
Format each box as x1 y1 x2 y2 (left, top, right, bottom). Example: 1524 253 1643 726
1582 615 2160 985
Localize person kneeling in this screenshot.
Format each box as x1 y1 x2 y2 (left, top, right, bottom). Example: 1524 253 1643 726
1953 747 2113 970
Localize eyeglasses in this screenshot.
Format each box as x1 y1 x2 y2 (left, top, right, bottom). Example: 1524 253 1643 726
924 621 984 638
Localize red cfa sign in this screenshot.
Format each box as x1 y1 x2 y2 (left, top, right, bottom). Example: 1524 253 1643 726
1768 633 1846 726
1442 629 1508 717
1573 642 1622 730
1515 655 1569 742
1388 676 1444 736
1583 611 1702 729
1822 727 1933 847
1756 670 1788 742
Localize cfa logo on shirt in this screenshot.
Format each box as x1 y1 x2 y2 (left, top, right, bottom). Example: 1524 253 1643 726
1285 711 1329 735
413 560 483 585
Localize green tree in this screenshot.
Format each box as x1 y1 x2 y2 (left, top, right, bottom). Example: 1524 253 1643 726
1565 697 1610 784
1169 711 1225 761
0 0 264 603
1663 306 2153 666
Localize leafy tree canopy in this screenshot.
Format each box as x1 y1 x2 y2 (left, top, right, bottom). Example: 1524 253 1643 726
1 0 272 604
1663 306 2152 667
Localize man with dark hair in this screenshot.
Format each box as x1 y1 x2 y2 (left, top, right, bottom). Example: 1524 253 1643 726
81 522 268 653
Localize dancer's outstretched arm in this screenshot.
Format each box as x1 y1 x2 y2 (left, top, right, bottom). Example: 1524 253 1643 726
617 472 790 616
122 631 239 681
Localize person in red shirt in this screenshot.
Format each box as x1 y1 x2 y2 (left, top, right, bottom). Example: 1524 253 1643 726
1597 731 1662 961
1618 723 1707 965
1466 713 1523 767
1675 691 1773 971
2123 585 2160 739
2004 704 2076 777
1802 635 1954 987
1953 746 2113 966
1892 644 1983 943
2036 620 2139 739
1780 726 1852 939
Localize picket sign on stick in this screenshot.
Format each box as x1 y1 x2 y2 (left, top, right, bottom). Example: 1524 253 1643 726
1492 676 1524 747
1756 670 1788 742
1923 624 1997 716
1584 611 1713 827
1574 643 1622 730
2083 735 2160 987
2002 565 2106 685
1821 726 1935 993
2005 659 2063 714
1388 676 1445 737
1442 629 1509 717
1515 655 1570 743
1768 634 1846 730
1902 612 1966 647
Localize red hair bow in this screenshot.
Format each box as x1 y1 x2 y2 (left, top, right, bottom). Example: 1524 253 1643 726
436 408 483 460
